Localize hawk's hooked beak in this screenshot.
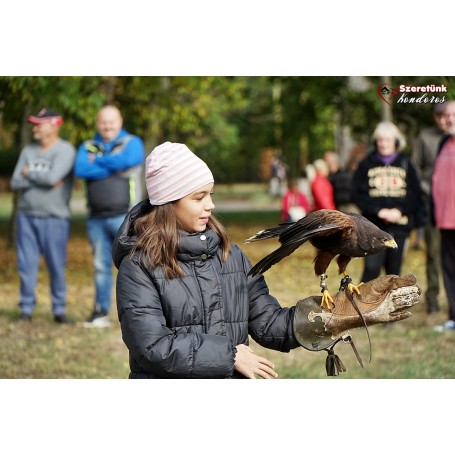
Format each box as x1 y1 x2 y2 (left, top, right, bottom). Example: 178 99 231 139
383 238 398 249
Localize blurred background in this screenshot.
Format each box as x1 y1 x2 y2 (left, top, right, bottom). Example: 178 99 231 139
2 76 454 186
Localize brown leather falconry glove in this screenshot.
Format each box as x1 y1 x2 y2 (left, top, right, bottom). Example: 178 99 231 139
293 274 421 375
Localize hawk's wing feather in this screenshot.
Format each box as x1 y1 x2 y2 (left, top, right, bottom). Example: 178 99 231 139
278 224 340 246
248 240 306 276
278 210 348 244
248 224 340 277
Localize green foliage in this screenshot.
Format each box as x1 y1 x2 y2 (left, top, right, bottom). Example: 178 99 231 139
1 76 454 180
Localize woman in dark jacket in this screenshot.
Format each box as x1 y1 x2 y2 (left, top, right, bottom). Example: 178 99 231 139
351 121 423 282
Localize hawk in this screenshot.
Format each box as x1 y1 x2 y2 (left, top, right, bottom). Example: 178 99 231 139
246 209 397 310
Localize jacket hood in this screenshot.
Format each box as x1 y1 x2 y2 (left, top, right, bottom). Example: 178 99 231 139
112 199 151 269
112 199 221 269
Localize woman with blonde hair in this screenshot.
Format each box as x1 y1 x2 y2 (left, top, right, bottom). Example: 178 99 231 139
351 121 423 282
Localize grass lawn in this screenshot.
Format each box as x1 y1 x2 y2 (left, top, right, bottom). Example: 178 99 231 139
1 186 454 379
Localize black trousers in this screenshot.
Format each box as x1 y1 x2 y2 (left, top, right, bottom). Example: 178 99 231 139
440 229 455 321
361 232 408 283
424 195 441 311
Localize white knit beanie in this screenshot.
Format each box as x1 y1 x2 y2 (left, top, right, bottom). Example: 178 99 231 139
145 142 214 205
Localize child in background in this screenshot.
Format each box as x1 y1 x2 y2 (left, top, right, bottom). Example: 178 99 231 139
281 178 310 222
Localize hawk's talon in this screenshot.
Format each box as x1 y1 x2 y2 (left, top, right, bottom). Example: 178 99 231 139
340 274 364 300
320 273 335 310
347 282 363 298
321 290 334 311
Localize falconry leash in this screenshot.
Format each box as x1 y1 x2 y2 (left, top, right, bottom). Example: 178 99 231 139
293 295 366 376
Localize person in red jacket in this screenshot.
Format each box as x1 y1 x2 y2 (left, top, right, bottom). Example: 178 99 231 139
310 159 336 211
281 178 311 222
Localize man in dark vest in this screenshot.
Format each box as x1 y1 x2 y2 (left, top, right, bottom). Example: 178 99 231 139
75 105 145 327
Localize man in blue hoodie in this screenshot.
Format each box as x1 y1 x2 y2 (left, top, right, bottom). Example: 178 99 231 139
75 105 145 328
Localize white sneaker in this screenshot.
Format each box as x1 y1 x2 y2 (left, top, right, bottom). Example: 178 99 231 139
82 310 112 328
434 320 455 332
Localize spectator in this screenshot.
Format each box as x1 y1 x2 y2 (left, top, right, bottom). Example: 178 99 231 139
269 155 287 197
432 101 455 332
74 105 145 328
324 151 360 213
281 178 311 222
411 102 447 313
10 108 76 323
323 150 339 175
351 121 423 282
310 159 336 211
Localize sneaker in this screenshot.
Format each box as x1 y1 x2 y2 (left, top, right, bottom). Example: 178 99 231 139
82 309 111 328
54 314 70 324
434 320 455 332
18 313 32 322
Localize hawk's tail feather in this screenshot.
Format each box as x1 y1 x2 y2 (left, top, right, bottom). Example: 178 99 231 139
245 222 293 243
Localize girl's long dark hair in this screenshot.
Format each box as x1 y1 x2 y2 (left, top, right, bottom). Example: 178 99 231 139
130 203 231 279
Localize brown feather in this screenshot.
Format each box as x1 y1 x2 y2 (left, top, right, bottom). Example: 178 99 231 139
314 250 336 276
336 254 352 275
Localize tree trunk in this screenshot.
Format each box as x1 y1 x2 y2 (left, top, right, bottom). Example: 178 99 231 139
103 76 118 104
381 76 393 122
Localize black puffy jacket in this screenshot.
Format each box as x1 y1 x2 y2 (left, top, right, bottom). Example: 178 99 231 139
113 200 299 379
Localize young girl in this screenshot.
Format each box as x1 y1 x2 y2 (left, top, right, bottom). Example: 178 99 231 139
113 141 417 379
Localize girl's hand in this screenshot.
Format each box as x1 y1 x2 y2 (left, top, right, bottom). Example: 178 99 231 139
234 344 278 379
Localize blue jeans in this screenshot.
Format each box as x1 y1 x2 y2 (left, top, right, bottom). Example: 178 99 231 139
16 214 70 316
86 214 125 313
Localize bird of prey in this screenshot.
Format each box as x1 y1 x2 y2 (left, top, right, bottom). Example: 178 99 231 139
246 209 398 310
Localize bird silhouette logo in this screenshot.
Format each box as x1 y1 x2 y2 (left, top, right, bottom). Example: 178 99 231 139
377 83 400 107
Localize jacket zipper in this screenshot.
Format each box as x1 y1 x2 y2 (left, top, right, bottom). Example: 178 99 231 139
191 262 207 333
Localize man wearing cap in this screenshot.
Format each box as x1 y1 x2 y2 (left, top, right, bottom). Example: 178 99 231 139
74 105 145 328
411 102 447 314
11 108 76 323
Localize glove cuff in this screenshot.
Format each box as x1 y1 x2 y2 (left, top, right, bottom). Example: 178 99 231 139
293 296 340 351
